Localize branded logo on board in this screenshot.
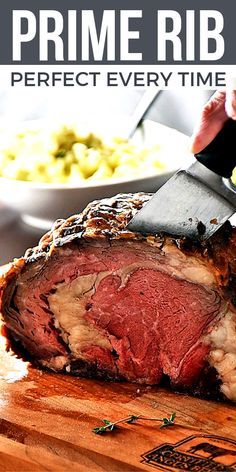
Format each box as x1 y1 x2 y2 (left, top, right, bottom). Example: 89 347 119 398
141 434 236 471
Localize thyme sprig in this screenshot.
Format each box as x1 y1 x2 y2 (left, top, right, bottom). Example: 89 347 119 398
93 412 176 434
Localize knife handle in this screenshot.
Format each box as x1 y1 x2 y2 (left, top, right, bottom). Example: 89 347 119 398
195 119 236 179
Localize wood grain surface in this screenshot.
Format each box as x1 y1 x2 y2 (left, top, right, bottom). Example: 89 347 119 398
0 354 235 472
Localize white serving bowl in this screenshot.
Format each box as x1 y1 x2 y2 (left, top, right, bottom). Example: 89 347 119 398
0 119 192 229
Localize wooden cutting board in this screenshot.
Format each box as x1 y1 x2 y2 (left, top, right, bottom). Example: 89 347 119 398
0 264 235 471
0 348 235 472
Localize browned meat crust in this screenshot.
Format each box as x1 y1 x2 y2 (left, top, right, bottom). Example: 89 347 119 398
0 193 236 400
22 192 236 297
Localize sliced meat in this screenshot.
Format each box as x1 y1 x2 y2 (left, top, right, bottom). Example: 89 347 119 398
1 193 236 400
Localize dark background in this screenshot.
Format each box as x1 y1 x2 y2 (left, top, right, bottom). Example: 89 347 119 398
0 0 235 64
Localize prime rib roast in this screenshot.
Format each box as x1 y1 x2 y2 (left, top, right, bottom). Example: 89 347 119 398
1 193 236 401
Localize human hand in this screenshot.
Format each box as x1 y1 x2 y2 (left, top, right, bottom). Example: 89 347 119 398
190 90 236 154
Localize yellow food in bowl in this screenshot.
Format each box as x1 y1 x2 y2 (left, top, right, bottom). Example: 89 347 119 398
0 124 167 184
231 169 236 187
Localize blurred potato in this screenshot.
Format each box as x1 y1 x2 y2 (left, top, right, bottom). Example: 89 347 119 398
232 168 236 186
0 124 167 184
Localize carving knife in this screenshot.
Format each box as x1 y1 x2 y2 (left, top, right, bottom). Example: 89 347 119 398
127 119 236 240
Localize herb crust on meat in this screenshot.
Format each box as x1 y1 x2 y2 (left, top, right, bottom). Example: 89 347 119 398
1 193 236 401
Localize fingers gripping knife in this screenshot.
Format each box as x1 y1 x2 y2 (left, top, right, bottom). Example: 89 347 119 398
127 120 236 240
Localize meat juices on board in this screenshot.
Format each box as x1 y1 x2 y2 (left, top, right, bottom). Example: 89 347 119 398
1 193 236 401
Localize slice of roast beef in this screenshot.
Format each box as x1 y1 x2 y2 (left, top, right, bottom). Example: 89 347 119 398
1 193 236 401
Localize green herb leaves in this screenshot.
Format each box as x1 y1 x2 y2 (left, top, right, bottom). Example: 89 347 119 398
160 412 176 429
93 419 117 434
93 412 176 435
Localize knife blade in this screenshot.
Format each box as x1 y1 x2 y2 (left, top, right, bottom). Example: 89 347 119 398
127 119 236 240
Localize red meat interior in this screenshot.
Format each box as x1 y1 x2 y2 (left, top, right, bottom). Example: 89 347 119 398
9 241 221 386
